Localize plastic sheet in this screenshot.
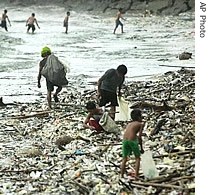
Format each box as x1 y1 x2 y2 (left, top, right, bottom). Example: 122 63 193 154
115 97 131 121
141 151 159 179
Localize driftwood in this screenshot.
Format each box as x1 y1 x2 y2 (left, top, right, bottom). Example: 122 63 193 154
130 180 186 190
150 119 167 136
130 101 174 111
153 150 195 158
10 110 52 119
168 175 195 184
70 179 90 194
159 64 194 68
147 173 180 183
0 97 16 107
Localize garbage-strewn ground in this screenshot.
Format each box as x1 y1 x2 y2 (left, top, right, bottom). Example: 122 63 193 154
0 68 195 194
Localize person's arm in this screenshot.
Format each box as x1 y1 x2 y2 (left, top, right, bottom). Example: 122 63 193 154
118 76 125 96
26 18 29 26
83 113 95 130
7 16 11 26
121 16 126 21
118 84 122 97
97 77 103 98
138 122 145 153
35 19 40 29
37 62 42 88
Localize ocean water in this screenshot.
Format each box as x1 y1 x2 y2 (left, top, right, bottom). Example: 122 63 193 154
0 5 195 103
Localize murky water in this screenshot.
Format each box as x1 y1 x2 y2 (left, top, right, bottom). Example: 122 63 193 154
0 5 195 103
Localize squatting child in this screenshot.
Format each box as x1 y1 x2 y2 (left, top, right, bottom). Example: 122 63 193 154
83 101 105 131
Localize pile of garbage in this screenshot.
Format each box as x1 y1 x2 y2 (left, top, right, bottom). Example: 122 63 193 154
0 68 195 194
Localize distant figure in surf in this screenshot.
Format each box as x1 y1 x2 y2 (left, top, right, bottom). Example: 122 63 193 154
113 8 126 34
63 11 70 34
26 13 40 33
0 9 11 31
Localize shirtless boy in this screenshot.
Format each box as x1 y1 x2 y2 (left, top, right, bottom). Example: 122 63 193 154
26 13 40 33
121 109 145 179
1 9 11 31
63 11 70 34
113 8 126 34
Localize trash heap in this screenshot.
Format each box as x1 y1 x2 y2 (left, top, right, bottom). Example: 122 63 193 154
0 68 195 194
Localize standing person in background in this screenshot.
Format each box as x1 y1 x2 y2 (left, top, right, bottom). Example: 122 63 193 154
37 47 63 109
113 8 126 34
121 109 145 180
97 64 127 120
26 13 40 33
0 9 11 31
63 11 70 34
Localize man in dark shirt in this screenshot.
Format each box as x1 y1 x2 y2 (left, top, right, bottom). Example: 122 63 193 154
97 64 127 120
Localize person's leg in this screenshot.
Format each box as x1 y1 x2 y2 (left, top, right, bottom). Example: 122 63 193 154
121 157 127 178
135 156 140 178
47 90 52 109
113 21 119 34
113 26 117 34
54 86 62 102
46 80 54 108
119 22 124 33
89 120 103 131
110 106 116 120
65 25 68 34
32 25 35 33
110 92 118 120
27 25 30 33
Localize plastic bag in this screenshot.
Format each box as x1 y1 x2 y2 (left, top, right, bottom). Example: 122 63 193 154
41 54 68 86
141 151 159 179
99 112 120 133
115 97 131 121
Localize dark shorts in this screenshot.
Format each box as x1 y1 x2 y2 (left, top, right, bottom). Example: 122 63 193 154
1 21 6 28
115 19 123 28
27 24 35 31
63 22 68 27
99 89 119 107
46 80 61 92
122 140 141 157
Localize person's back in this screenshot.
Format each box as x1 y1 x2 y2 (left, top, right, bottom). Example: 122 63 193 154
123 121 143 140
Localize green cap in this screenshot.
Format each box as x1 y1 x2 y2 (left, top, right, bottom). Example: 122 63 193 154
41 46 51 56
